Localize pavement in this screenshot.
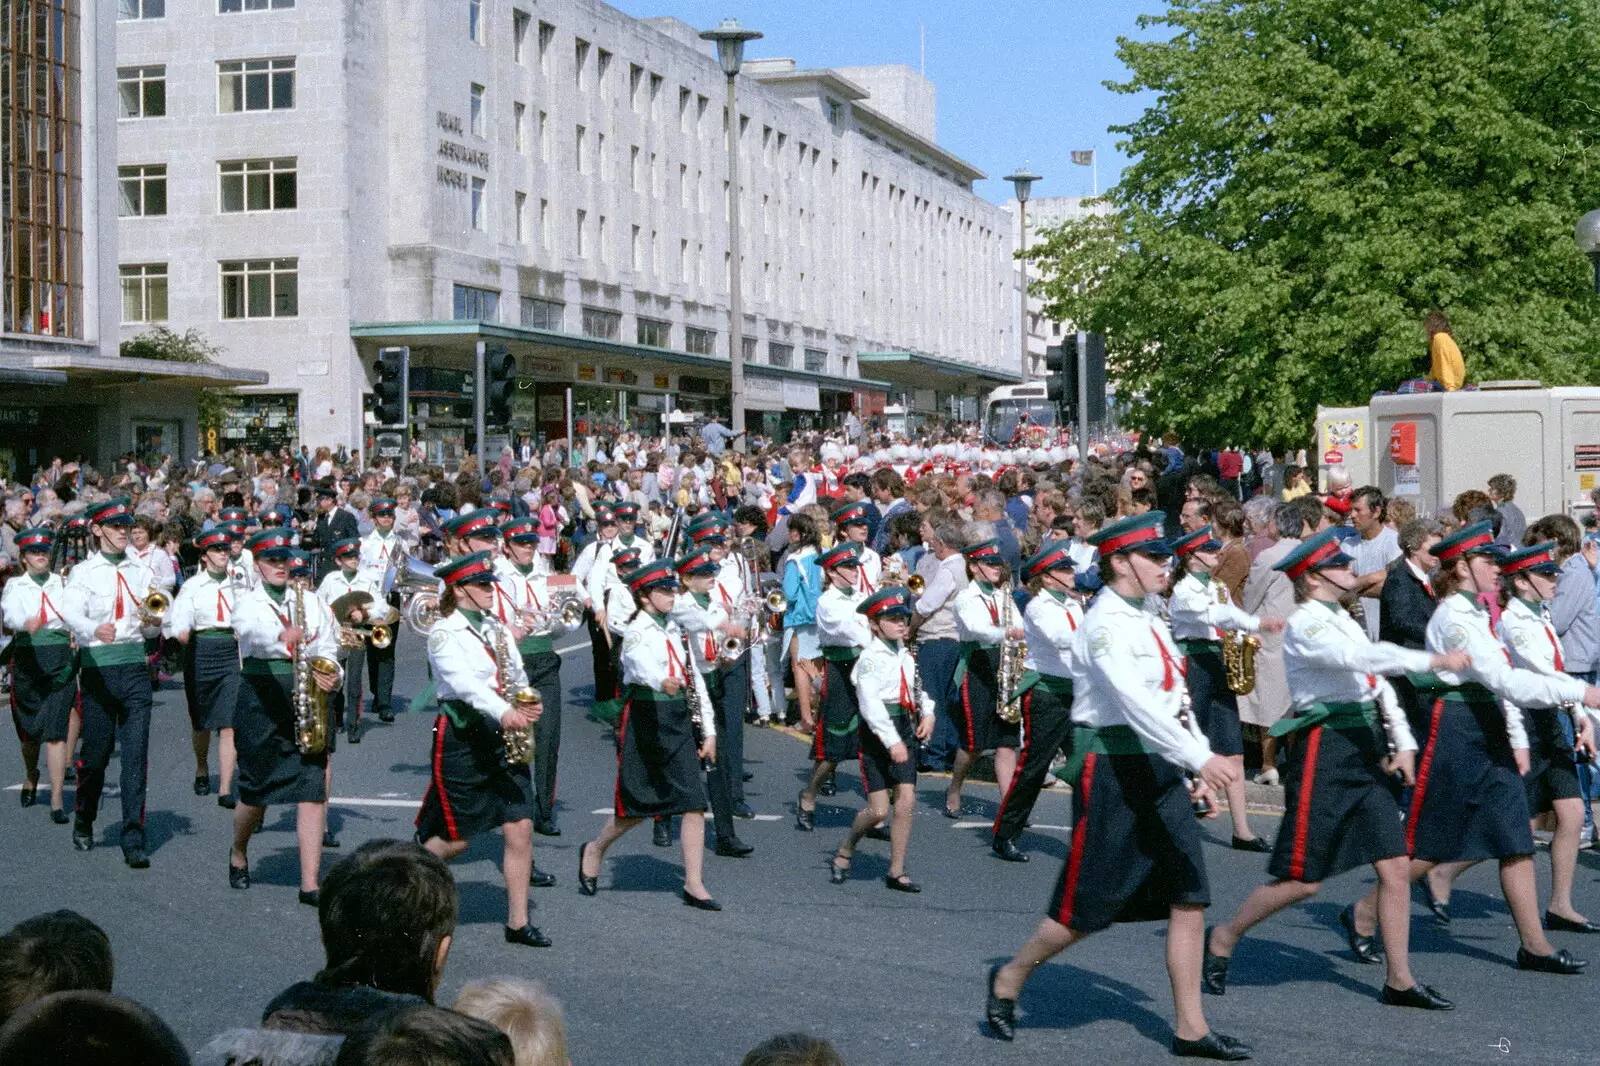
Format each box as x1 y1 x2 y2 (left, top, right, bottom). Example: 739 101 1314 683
4 634 1600 1065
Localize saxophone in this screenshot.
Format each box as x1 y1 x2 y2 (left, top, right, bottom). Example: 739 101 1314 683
1217 583 1259 695
996 591 1026 725
679 628 715 770
492 616 540 765
290 581 338 756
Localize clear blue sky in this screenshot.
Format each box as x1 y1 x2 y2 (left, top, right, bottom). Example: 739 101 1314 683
610 0 1168 204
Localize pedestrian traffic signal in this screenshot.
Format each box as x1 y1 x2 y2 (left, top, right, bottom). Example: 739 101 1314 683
373 346 409 428
484 342 516 426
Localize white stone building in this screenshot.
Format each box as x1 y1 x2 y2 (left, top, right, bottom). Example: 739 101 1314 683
1005 194 1108 379
114 0 1020 457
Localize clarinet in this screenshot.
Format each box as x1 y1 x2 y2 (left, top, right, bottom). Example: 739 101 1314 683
1175 687 1213 818
679 628 715 771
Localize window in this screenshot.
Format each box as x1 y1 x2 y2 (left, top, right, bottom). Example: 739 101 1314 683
537 22 555 74
574 125 586 172
597 133 607 179
597 49 611 86
637 318 670 348
581 307 620 340
630 226 641 270
513 10 531 63
678 87 691 131
220 0 294 10
470 177 487 231
574 39 589 88
575 210 586 256
219 158 297 212
118 165 167 217
826 98 843 125
520 297 562 330
648 73 663 116
804 348 827 373
118 66 166 118
538 199 549 250
685 327 716 356
538 111 548 157
119 0 165 19
120 264 168 323
741 336 758 362
629 146 640 190
220 258 298 319
678 239 688 281
452 284 500 321
515 192 528 241
468 0 483 43
513 103 526 152
470 84 485 136
218 58 295 112
629 65 643 109
768 343 793 368
597 216 607 265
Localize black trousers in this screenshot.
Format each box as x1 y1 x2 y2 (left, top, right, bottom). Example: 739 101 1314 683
717 654 750 803
75 661 153 848
337 645 367 731
365 628 397 716
589 613 619 707
522 649 563 826
702 671 737 843
992 685 1074 845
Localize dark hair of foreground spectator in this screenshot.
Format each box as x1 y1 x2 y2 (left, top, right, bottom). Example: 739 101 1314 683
334 1005 512 1066
0 909 114 1028
0 990 189 1066
316 840 458 1002
741 1031 846 1066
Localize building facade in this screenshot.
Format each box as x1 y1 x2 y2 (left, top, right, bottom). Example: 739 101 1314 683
1006 194 1107 380
115 0 1018 457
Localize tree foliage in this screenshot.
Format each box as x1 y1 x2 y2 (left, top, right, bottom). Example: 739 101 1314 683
1029 0 1600 448
120 326 231 431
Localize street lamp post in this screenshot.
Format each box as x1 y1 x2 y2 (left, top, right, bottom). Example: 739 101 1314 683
1577 210 1600 294
1005 167 1041 381
701 17 763 446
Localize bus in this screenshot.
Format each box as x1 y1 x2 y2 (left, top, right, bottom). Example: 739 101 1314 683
982 383 1059 445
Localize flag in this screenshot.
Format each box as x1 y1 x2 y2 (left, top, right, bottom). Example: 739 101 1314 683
1070 150 1095 166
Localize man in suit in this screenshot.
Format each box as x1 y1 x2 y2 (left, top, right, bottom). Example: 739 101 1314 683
308 483 359 583
1377 518 1442 652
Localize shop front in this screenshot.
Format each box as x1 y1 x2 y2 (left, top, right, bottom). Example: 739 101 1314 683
217 393 300 455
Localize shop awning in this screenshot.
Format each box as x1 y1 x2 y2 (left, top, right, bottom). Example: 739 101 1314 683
857 351 1023 390
18 352 269 387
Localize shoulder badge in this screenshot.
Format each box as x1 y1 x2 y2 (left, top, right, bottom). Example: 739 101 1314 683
1509 629 1529 650
1089 629 1113 659
1444 625 1469 651
623 631 642 651
1302 620 1326 641
857 658 877 679
428 630 449 656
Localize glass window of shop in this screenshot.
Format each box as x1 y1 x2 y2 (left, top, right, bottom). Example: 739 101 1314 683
565 384 674 438
217 392 298 454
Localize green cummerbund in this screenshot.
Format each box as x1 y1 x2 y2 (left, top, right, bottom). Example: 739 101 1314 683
624 683 683 704
242 658 295 677
195 629 237 641
821 645 860 662
15 630 71 647
1268 701 1376 738
518 634 555 656
1405 673 1497 703
79 642 147 668
1177 639 1221 656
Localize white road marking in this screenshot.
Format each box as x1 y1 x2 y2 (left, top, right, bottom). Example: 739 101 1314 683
557 641 592 656
331 796 422 809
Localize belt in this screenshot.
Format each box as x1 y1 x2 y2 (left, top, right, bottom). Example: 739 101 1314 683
1269 700 1376 738
821 646 860 662
1059 724 1148 781
624 683 685 704
1177 639 1222 656
242 658 294 677
1012 670 1074 698
517 634 555 656
1405 673 1497 703
195 629 237 641
13 630 71 647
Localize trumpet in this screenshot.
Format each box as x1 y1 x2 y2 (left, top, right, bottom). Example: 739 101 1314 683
906 573 926 595
718 633 746 664
140 590 170 627
764 588 788 614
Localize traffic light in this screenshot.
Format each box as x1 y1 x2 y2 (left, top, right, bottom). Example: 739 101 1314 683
1079 331 1108 424
1043 344 1074 417
374 346 409 428
484 342 516 426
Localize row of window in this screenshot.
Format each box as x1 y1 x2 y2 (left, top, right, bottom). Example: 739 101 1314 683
119 158 297 217
119 0 292 18
117 60 295 119
120 259 298 324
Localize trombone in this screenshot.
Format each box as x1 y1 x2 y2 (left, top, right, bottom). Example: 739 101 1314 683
140 590 170 627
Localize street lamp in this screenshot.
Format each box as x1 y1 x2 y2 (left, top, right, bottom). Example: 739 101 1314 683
1577 209 1600 294
701 17 763 445
1005 167 1041 381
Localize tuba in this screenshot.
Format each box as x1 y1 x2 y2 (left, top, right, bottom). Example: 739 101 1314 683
492 615 540 765
290 581 338 756
996 592 1027 725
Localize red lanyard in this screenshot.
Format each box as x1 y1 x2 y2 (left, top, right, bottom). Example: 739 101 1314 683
858 567 875 594
36 590 62 625
1151 627 1185 691
898 659 911 710
665 636 686 680
113 571 136 621
984 593 999 625
1544 624 1566 671
216 590 230 623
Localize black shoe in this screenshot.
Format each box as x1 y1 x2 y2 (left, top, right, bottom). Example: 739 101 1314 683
1171 1031 1252 1061
681 890 722 911
985 964 1016 1041
829 853 850 885
534 819 562 837
1202 926 1230 995
505 924 553 947
299 889 320 907
193 775 210 797
1515 947 1588 974
742 770 754 782
20 783 37 808
1340 904 1383 964
864 825 891 842
1381 983 1454 1010
51 809 70 825
123 845 150 870
346 726 361 745
72 821 93 852
217 794 237 810
1230 835 1271 853
715 837 754 858
1420 878 1450 924
652 818 672 847
577 841 599 896
1545 911 1600 934
322 828 339 849
992 837 1029 863
378 711 396 723
885 873 921 893
795 791 815 832
943 806 962 819
228 861 250 890
819 775 837 797
530 865 556 888
732 802 756 819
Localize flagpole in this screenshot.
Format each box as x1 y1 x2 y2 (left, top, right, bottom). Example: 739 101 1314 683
1093 153 1098 197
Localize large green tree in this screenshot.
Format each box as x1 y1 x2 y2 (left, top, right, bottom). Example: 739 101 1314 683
1030 0 1600 448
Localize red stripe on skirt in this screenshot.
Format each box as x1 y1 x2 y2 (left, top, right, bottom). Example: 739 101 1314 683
992 690 1033 835
420 715 460 840
613 700 632 817
1055 751 1097 927
1288 726 1321 880
813 665 827 761
1406 699 1447 855
960 674 977 750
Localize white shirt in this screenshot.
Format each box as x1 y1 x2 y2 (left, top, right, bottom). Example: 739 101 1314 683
953 582 1010 646
428 609 528 724
233 584 340 664
358 528 402 588
227 550 259 591
62 552 155 648
1281 599 1424 751
1350 526 1402 639
1022 588 1083 679
849 544 883 595
619 611 714 735
128 543 175 592
816 585 872 650
164 569 243 637
1 572 70 636
575 536 619 606
853 636 936 749
1168 572 1259 642
1069 591 1212 774
671 590 729 674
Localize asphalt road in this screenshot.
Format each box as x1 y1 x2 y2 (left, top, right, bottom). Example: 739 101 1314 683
4 634 1599 1065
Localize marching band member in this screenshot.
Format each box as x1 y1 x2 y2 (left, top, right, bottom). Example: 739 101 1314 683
578 561 721 911
227 530 342 904
1201 530 1463 1010
2 527 77 823
612 502 655 565
985 514 1247 1059
223 521 258 591
164 529 244 807
827 586 935 891
698 519 754 817
946 539 1022 818
831 501 882 594
1168 525 1284 850
990 542 1083 863
591 546 644 724
290 549 344 849
574 505 621 716
1350 521 1600 975
798 544 873 831
416 551 551 948
130 515 174 683
667 546 751 857
357 498 405 722
61 497 157 869
316 538 377 745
